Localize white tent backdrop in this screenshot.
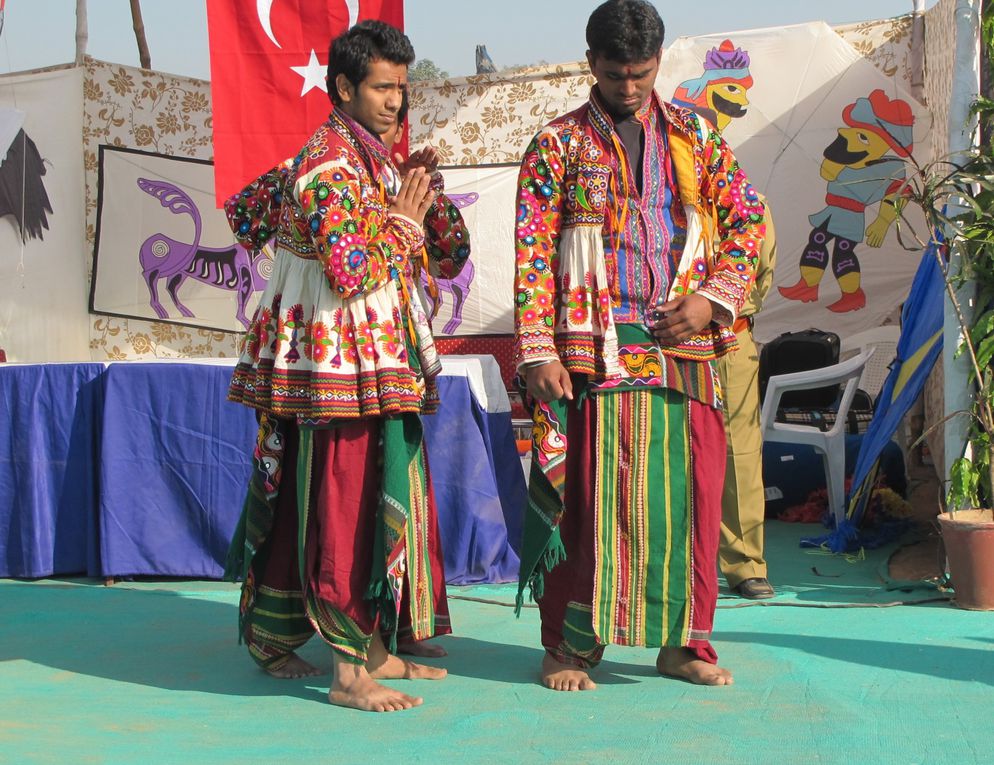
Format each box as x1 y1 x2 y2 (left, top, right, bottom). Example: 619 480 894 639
655 22 932 343
430 164 518 336
0 67 88 362
0 6 959 362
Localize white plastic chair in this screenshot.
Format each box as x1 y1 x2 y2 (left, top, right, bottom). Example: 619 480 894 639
840 326 901 401
760 348 875 527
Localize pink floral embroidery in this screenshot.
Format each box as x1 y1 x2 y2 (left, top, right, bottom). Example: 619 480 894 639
378 319 404 358
307 321 331 363
356 321 377 361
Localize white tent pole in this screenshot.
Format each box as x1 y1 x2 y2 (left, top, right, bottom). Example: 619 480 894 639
943 0 981 492
74 0 87 66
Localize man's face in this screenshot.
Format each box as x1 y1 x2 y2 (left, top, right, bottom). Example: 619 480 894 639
382 120 403 150
586 51 661 118
335 58 408 136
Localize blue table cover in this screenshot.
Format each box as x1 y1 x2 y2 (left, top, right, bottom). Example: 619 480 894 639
0 363 104 577
99 363 257 578
1 360 525 584
423 374 523 584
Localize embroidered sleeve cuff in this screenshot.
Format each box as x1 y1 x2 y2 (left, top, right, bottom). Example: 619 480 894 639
514 337 559 372
695 286 738 326
388 213 426 252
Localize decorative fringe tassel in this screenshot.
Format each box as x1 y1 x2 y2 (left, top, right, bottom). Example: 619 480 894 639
542 530 567 571
514 529 567 617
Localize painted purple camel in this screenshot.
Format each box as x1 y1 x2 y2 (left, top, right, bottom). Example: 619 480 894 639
422 191 477 335
137 178 270 328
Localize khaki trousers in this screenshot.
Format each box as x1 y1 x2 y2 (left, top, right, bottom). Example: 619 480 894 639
716 325 768 587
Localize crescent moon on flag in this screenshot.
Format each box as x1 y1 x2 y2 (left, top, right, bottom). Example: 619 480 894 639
257 0 280 49
258 1 359 47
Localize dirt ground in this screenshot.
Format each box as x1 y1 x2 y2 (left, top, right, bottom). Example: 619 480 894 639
887 456 946 584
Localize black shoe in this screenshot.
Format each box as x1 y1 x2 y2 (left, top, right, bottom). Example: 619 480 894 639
733 577 775 600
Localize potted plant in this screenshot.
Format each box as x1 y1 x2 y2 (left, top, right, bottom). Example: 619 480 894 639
897 6 994 609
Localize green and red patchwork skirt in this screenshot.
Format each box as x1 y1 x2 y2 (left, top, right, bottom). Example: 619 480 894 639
518 328 726 667
225 412 450 669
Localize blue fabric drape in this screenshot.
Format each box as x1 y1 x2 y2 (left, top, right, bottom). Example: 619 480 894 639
0 363 104 577
1 361 524 583
423 374 523 584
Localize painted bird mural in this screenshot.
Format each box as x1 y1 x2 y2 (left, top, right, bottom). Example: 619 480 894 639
0 128 52 242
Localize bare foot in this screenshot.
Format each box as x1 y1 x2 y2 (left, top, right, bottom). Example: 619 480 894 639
265 653 324 679
367 651 448 680
655 647 733 686
540 652 597 691
397 639 448 658
329 660 423 713
367 629 447 681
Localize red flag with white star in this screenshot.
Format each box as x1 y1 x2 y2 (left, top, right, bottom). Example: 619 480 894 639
206 0 404 206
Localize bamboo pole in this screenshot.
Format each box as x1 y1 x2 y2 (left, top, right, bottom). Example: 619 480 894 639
74 0 87 66
982 0 993 149
910 0 926 100
130 0 151 70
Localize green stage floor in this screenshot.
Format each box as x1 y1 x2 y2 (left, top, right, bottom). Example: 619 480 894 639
2 522 992 765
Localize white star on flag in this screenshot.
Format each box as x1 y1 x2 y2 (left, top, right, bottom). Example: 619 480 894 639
291 50 327 96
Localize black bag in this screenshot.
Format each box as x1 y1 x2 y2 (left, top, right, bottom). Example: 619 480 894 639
758 329 841 409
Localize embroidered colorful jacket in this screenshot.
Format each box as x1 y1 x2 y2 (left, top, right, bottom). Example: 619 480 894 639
514 90 766 382
224 109 455 422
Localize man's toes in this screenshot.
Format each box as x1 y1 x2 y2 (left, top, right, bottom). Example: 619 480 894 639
704 670 731 686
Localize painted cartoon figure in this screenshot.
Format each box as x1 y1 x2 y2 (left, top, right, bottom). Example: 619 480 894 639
671 39 753 133
779 89 913 313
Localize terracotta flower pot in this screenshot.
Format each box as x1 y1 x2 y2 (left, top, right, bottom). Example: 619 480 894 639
937 508 994 610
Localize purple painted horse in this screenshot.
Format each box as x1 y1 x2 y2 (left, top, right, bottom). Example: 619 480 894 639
423 258 476 335
137 178 270 328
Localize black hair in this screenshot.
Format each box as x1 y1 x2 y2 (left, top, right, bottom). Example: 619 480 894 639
326 20 415 105
397 88 409 125
586 0 665 64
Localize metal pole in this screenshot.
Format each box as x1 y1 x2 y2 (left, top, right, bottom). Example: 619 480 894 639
74 0 88 66
130 0 151 70
943 0 982 491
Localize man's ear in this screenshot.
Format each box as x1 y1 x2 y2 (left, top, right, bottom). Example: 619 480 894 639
335 73 354 103
585 49 594 69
